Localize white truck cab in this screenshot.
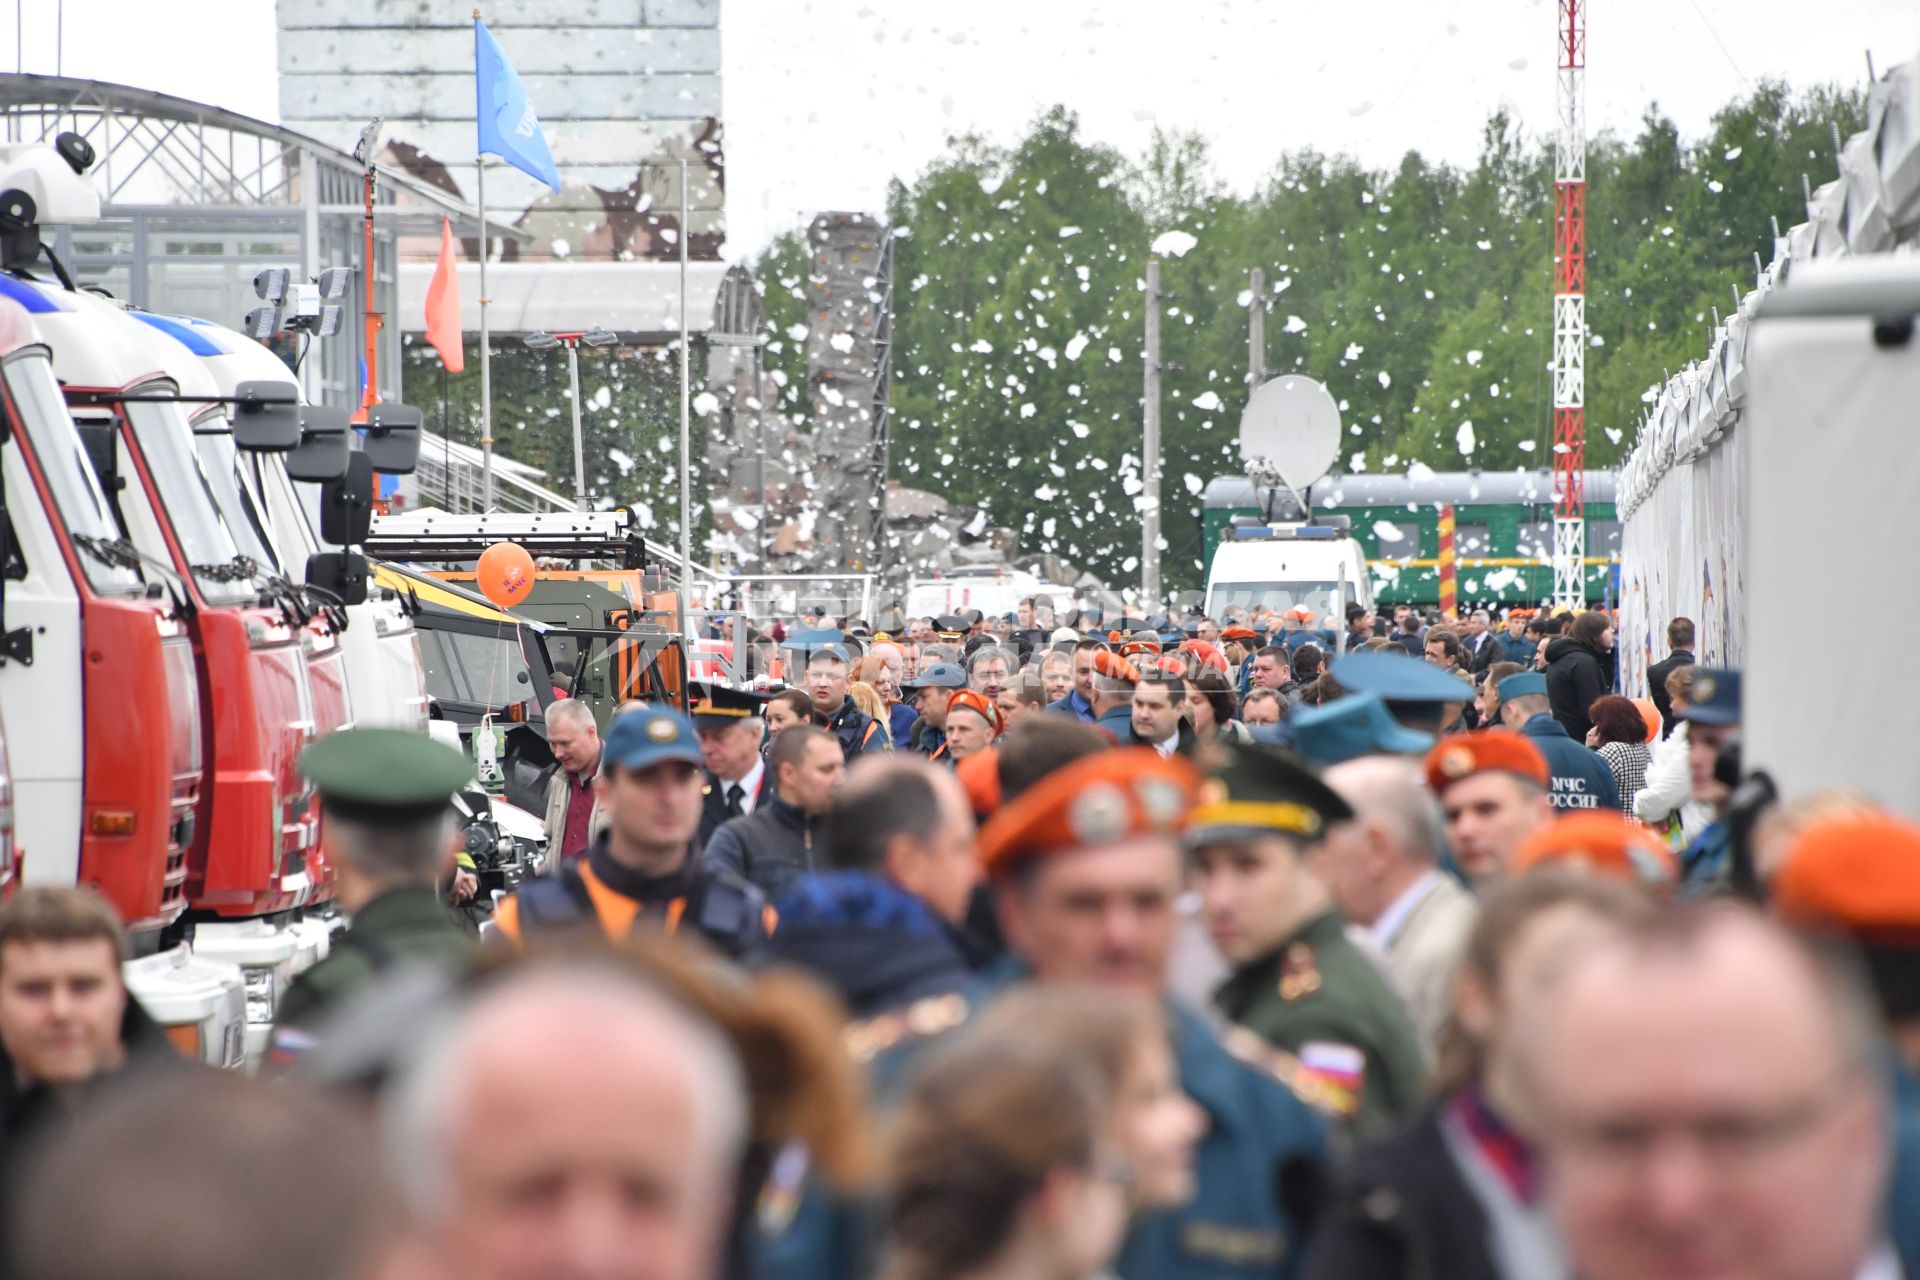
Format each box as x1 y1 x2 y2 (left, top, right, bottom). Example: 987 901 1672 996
1203 518 1374 624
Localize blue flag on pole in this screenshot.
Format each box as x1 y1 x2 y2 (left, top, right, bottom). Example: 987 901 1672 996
474 19 562 192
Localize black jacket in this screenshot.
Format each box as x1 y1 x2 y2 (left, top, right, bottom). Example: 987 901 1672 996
761 871 975 1018
2 993 187 1149
702 794 822 903
1543 637 1610 742
1645 649 1694 737
697 765 776 853
1306 1108 1503 1280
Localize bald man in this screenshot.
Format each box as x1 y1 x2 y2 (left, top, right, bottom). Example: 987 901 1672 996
1520 906 1897 1280
1320 756 1477 1058
384 965 750 1280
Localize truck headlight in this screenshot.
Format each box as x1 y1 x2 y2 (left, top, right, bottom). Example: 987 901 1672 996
243 966 277 1025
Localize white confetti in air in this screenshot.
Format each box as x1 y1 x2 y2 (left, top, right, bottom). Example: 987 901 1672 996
1070 421 1091 438
1456 421 1477 454
1059 226 1082 238
1519 439 1537 451
1465 349 1484 366
1283 315 1308 334
1373 520 1405 543
1407 461 1437 481
692 391 720 417
1151 230 1198 258
979 174 1005 195
1724 146 1743 161
1184 473 1204 495
1344 342 1364 362
1378 371 1392 389
786 323 808 341
969 339 993 354
1192 391 1223 411
829 332 855 353
1707 180 1724 194
590 386 613 410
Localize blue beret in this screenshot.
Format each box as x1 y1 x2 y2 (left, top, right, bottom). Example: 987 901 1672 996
1332 651 1474 704
1290 692 1436 766
1497 672 1549 706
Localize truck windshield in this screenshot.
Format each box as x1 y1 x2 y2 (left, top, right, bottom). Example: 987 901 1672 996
1 348 144 595
122 397 253 605
193 423 281 573
1209 581 1356 616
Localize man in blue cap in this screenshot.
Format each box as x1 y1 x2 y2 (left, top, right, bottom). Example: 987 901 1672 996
1494 671 1619 811
1674 668 1742 897
900 662 968 762
492 704 771 959
1330 650 1476 739
1289 692 1435 768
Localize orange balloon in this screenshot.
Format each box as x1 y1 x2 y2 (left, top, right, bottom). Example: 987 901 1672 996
1631 697 1661 744
476 541 536 608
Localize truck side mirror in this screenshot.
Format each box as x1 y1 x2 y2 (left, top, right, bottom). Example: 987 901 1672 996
231 381 300 452
286 405 351 482
363 402 423 475
319 453 374 545
305 550 369 606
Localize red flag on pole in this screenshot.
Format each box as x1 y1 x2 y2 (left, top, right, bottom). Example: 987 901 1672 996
425 217 465 373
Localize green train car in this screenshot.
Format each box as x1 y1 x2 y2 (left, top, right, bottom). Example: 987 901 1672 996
1200 470 1620 607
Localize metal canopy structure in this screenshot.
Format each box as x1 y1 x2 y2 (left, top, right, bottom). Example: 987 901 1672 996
0 75 524 410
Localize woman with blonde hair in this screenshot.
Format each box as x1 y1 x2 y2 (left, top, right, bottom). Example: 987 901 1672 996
854 655 917 745
849 680 895 748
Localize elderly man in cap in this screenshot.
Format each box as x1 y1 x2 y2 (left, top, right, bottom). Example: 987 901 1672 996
1494 671 1618 811
691 683 774 852
1189 743 1428 1141
273 728 478 1041
493 705 771 960
979 749 1328 1280
900 661 968 762
1425 730 1555 889
1320 755 1476 1058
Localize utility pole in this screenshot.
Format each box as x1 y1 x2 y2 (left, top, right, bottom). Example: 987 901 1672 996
1248 267 1266 388
1142 258 1162 609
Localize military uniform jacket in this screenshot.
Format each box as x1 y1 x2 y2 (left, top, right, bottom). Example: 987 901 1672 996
494 833 771 961
1518 713 1620 811
275 887 472 1033
1214 909 1429 1144
696 765 776 853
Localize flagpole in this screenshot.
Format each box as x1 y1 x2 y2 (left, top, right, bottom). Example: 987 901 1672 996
477 155 493 512
676 156 691 643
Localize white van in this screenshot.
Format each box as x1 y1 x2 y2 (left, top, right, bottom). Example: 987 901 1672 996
1203 521 1374 623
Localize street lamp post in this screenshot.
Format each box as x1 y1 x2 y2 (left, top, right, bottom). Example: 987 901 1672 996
524 326 618 512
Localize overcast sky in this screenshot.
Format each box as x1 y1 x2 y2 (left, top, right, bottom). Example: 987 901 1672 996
6 0 1916 254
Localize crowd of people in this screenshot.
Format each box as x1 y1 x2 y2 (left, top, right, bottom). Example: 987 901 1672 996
1 594 1916 1280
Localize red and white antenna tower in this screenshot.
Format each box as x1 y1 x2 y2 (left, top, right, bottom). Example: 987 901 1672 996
1551 0 1587 610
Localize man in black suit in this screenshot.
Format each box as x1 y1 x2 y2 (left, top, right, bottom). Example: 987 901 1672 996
691 682 775 851
1645 617 1696 738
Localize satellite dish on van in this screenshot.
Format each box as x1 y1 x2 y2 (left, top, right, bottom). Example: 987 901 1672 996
1239 375 1341 494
